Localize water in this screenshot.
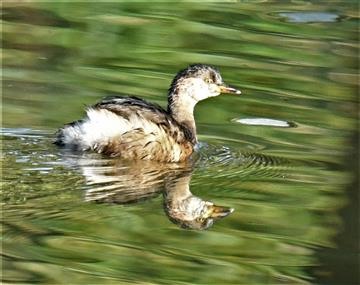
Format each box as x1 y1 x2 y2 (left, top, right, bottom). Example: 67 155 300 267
2 2 358 284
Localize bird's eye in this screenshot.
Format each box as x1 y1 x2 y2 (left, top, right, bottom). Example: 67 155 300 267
205 77 213 84
209 72 218 83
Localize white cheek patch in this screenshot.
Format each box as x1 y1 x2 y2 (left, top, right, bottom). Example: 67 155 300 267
181 78 212 102
186 78 220 102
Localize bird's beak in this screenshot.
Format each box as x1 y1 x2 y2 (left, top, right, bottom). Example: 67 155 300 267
219 84 241 95
208 204 234 219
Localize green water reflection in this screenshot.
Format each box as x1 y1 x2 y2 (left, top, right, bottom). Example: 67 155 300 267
2 1 358 284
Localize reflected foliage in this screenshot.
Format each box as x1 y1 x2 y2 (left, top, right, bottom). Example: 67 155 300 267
2 1 358 285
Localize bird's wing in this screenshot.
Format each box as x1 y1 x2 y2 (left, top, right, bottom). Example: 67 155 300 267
56 96 193 162
94 96 172 127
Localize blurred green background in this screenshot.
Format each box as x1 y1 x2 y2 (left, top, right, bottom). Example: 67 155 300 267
2 1 359 284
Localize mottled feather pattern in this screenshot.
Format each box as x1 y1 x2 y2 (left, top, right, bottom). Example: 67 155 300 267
55 96 194 162
54 64 239 162
168 64 221 111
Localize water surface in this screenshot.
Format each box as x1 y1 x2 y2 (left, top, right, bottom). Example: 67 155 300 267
2 2 359 284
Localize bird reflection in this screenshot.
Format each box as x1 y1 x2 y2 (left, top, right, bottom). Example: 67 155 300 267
164 171 233 230
74 155 233 230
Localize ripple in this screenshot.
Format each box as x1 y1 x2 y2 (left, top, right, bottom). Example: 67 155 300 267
196 142 293 184
2 2 357 283
1 128 51 138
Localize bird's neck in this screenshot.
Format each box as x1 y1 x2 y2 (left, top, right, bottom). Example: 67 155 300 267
164 172 193 202
168 92 197 144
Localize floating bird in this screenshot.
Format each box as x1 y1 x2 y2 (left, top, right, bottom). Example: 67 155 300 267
55 64 241 162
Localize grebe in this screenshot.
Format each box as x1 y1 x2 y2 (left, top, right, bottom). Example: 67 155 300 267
55 64 241 162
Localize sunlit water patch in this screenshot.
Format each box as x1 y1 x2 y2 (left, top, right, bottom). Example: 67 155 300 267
233 117 296 128
278 11 340 23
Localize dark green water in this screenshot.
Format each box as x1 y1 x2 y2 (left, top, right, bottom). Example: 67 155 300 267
2 2 359 284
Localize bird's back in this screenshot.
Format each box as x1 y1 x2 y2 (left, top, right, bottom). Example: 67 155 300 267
55 96 194 162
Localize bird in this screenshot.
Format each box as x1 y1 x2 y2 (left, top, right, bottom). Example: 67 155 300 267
55 64 241 162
